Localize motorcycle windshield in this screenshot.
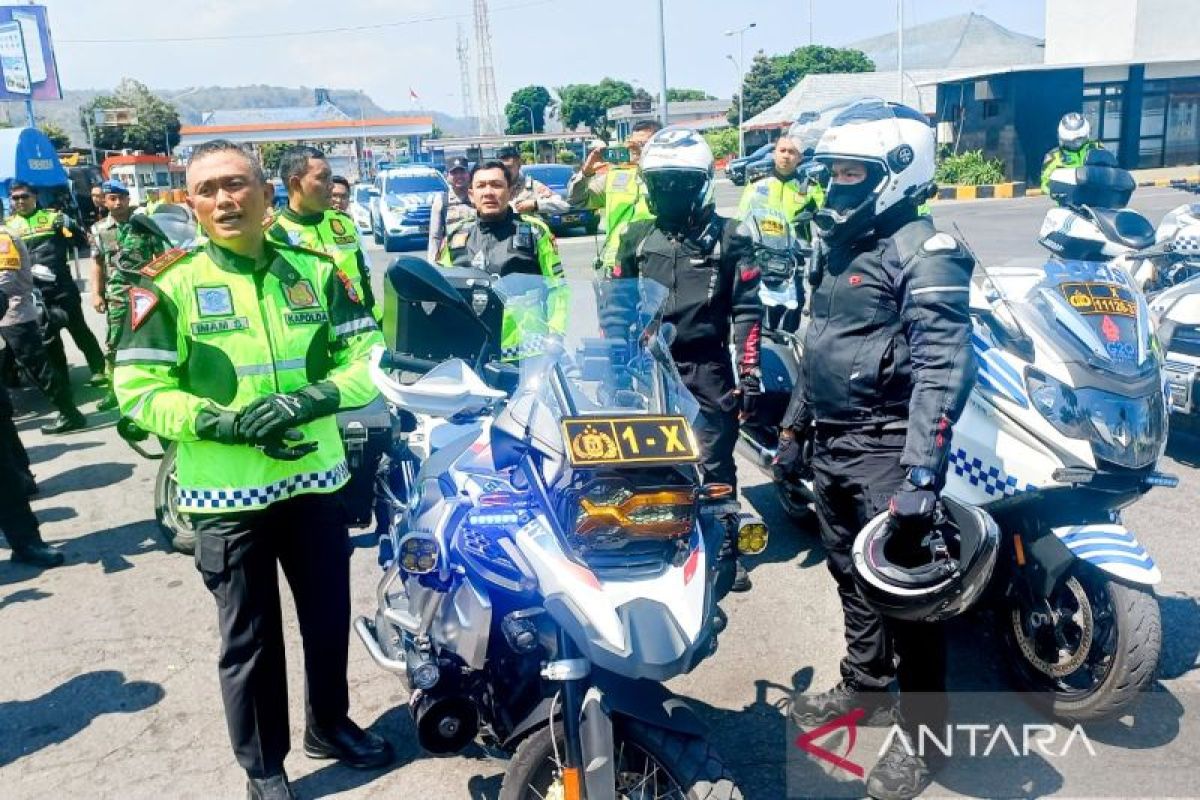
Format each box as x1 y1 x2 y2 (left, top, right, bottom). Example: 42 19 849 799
500 274 700 434
1010 257 1156 378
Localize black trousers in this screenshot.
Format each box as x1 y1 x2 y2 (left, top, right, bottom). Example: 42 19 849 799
0 321 77 416
0 384 41 551
810 427 947 726
191 492 352 778
45 291 105 376
676 358 740 491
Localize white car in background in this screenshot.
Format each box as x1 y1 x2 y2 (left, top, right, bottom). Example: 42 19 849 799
349 182 374 235
369 165 447 253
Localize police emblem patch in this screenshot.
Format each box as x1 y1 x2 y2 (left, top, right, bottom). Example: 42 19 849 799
129 287 158 330
196 286 235 317
284 279 318 309
330 217 347 236
287 230 302 246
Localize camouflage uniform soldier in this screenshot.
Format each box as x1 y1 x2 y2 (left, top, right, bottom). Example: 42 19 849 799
90 181 168 411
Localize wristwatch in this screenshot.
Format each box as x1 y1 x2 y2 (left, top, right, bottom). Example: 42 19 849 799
906 466 937 489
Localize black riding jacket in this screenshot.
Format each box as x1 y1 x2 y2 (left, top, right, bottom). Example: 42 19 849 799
783 212 976 476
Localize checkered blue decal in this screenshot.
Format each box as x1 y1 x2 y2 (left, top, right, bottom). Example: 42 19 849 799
948 449 1037 497
177 462 351 510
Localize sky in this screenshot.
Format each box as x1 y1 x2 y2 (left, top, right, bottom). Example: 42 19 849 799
41 0 1047 115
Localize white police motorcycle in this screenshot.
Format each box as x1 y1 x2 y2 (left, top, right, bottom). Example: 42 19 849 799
356 259 760 799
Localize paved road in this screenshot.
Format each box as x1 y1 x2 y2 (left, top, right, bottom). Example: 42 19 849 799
2 185 1199 799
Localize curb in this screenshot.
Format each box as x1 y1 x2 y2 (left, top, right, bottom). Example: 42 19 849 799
1137 177 1200 189
936 182 1027 202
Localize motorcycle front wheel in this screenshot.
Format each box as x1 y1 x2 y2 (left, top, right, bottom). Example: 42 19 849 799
775 478 815 525
500 719 742 800
154 444 196 555
1003 563 1161 722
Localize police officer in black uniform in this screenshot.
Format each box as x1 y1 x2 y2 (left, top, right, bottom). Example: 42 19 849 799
611 128 763 592
6 181 107 387
776 101 975 800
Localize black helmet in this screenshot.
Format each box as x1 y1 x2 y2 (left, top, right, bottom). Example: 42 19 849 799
851 496 999 623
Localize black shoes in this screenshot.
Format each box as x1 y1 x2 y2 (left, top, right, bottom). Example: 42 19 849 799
303 719 394 769
11 543 64 569
247 772 295 800
730 559 752 592
86 372 109 388
866 729 937 800
96 393 120 412
41 411 87 435
790 681 897 728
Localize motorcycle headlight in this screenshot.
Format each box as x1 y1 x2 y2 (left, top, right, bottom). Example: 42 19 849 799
1026 369 1166 468
574 479 696 541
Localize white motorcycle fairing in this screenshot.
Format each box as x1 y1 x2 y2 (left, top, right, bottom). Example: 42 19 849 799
369 347 505 418
1051 524 1161 585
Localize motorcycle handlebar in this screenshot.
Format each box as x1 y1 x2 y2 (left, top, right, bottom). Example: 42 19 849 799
379 351 441 373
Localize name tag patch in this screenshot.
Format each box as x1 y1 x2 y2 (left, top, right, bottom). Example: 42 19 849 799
191 317 249 335
196 286 234 317
284 311 328 325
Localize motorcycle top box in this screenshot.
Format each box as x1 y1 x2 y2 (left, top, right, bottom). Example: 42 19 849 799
381 260 504 364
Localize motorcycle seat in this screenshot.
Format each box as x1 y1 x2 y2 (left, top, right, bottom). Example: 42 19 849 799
1084 206 1156 251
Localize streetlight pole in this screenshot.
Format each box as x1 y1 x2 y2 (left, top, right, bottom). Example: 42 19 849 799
724 22 756 158
897 0 905 105
656 0 669 127
515 103 536 135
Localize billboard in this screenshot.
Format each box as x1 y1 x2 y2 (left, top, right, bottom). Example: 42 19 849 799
0 5 61 102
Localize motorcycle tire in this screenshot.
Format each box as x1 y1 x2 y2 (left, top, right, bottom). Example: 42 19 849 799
500 719 742 800
154 444 196 556
1002 563 1160 723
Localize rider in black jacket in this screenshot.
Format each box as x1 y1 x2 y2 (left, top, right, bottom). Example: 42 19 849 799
778 101 975 800
609 128 763 592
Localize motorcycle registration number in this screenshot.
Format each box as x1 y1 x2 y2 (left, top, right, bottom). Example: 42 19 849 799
561 415 699 467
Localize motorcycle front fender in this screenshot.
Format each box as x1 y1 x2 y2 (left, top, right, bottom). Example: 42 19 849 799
1050 523 1162 586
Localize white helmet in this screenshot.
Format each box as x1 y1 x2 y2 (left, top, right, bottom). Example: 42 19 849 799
1058 112 1091 152
638 128 715 226
796 98 936 245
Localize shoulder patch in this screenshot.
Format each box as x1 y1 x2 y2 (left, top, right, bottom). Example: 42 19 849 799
139 247 189 279
922 233 960 254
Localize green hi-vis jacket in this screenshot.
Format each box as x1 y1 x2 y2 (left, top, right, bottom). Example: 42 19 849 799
267 207 378 318
568 165 654 272
113 239 384 515
1041 141 1103 195
438 210 568 361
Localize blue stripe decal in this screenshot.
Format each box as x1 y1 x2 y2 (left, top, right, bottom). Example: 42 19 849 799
1060 529 1137 545
977 362 1029 408
1079 553 1159 570
984 350 1023 386
1068 542 1151 559
971 333 990 353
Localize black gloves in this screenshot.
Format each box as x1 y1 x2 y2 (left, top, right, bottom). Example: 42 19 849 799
236 384 340 443
195 383 339 461
738 369 762 419
889 481 938 536
195 407 243 444
772 425 813 483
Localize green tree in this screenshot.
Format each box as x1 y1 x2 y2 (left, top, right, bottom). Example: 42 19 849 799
668 88 715 102
703 128 739 159
258 142 290 177
729 45 874 126
505 85 552 135
81 78 182 155
38 121 71 149
556 78 636 139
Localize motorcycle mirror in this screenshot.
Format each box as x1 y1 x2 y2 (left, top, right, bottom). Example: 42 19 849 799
387 256 476 312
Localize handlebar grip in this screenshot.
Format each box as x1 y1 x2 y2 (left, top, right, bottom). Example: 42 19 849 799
380 352 440 372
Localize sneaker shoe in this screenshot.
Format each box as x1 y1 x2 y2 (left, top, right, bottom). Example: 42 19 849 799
791 681 897 728
730 559 752 592
246 772 294 800
866 729 936 800
11 543 65 569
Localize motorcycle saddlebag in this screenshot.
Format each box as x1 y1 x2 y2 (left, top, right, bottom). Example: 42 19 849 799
336 396 392 527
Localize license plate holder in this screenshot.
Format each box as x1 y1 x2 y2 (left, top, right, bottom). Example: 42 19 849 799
561 415 699 468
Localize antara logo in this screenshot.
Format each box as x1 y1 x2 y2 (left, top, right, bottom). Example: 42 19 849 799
795 709 1096 777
